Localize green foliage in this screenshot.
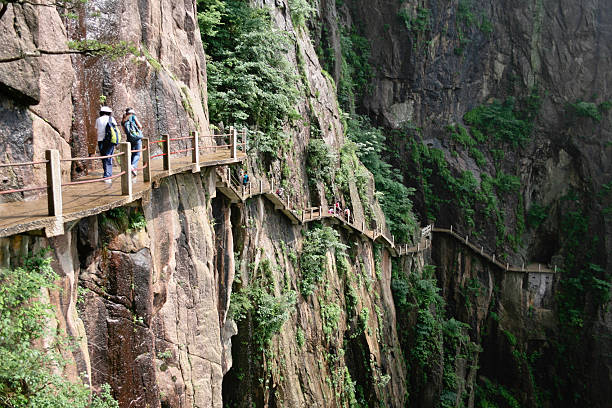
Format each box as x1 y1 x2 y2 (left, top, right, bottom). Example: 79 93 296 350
398 7 431 33
0 250 118 407
392 264 476 404
199 0 299 146
306 139 336 188
321 302 342 339
229 260 296 351
299 225 347 296
348 115 417 242
128 211 146 231
527 203 548 228
288 0 316 28
464 97 535 147
338 27 372 112
196 0 225 39
67 39 139 60
296 327 305 349
475 378 521 408
568 100 602 121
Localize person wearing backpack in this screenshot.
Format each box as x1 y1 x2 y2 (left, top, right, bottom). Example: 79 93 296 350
122 108 143 177
95 106 121 184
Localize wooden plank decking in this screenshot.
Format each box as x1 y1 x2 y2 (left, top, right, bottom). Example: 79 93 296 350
0 150 246 238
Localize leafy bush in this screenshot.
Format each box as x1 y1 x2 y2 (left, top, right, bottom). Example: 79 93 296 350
321 302 342 339
199 0 299 145
306 139 336 187
299 226 347 296
527 203 548 228
0 250 118 407
464 97 534 147
229 259 296 350
348 115 417 242
288 0 316 27
568 100 601 121
338 27 373 112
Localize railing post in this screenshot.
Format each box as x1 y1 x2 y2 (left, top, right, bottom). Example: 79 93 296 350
465 235 468 243
538 264 541 272
260 179 263 194
522 263 525 271
163 134 171 172
417 243 420 251
228 126 233 156
481 246 484 254
142 138 151 182
450 225 453 233
319 206 322 218
119 142 132 198
45 149 62 216
492 254 495 263
506 263 509 270
231 127 237 159
192 131 200 173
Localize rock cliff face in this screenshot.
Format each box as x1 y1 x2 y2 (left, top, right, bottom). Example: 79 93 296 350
0 0 207 188
1 0 611 407
312 0 611 405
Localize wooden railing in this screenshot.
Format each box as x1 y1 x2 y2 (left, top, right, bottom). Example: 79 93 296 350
0 128 247 217
433 224 557 273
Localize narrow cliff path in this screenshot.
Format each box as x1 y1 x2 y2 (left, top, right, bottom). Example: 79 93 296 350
0 143 555 276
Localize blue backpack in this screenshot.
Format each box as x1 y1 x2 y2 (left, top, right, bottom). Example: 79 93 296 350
124 116 143 143
104 119 121 145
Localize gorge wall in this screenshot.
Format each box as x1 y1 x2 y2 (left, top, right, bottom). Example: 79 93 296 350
0 0 611 407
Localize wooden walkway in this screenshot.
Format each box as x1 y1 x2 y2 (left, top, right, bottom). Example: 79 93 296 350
215 173 556 275
215 168 405 254
0 150 245 238
432 227 556 274
1 139 556 275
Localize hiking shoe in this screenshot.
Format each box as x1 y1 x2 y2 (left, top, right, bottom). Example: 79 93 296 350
104 179 112 185
132 169 137 177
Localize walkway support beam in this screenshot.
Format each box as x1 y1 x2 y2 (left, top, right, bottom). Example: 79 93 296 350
231 127 237 159
142 138 151 182
46 149 62 216
119 142 132 199
163 134 171 172
192 131 200 173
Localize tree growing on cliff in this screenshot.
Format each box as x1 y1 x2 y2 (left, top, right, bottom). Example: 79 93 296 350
0 250 118 407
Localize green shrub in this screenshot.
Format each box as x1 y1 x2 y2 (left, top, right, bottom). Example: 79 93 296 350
299 226 347 296
348 115 417 242
464 98 533 147
527 203 548 228
199 0 299 148
321 302 342 339
229 271 296 350
306 139 336 187
568 100 601 121
288 0 316 27
0 250 119 407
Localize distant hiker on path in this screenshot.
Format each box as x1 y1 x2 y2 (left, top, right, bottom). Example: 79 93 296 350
243 172 249 186
344 208 351 222
95 106 121 184
122 108 143 177
334 201 342 214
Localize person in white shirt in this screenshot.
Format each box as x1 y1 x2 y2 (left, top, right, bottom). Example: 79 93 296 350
94 106 119 184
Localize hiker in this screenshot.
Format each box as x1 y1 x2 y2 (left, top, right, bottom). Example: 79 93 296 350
95 106 121 184
334 201 342 214
344 208 351 221
243 172 249 186
122 108 143 177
